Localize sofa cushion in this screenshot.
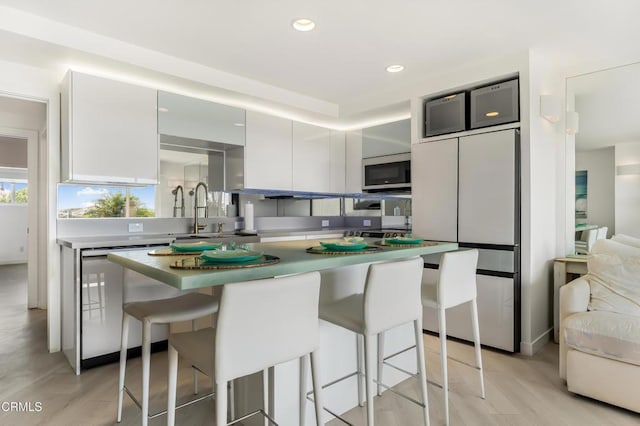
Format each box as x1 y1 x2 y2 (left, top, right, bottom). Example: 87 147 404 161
587 253 640 316
564 311 640 366
612 234 640 249
591 239 640 257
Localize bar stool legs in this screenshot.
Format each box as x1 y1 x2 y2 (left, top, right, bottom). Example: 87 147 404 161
116 312 129 423
356 335 365 406
437 308 449 425
414 319 431 425
470 299 486 399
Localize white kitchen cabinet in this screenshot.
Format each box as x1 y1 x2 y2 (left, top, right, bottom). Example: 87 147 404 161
412 138 458 242
345 131 363 193
330 131 346 193
60 71 158 184
244 110 293 191
292 122 331 192
362 119 411 158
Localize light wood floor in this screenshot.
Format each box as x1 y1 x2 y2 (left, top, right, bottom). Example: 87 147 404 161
1 264 638 425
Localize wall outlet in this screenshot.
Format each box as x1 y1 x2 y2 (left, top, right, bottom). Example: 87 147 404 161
321 220 330 227
363 219 371 227
128 223 144 233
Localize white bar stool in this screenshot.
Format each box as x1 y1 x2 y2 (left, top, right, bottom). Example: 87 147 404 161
319 257 430 426
421 249 485 426
167 271 325 426
116 292 219 425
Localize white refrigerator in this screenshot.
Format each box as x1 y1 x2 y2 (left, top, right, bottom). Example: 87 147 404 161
412 128 520 352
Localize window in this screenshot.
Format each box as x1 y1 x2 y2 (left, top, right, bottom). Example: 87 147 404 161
0 181 28 204
57 184 156 218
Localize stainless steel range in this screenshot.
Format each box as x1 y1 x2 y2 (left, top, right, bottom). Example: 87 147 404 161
344 230 411 239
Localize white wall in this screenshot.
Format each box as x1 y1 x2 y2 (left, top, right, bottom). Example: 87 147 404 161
521 50 565 354
0 205 27 264
575 147 615 236
615 142 640 238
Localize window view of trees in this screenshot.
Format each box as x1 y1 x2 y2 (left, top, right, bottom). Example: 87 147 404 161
0 182 27 204
58 185 155 218
83 192 154 218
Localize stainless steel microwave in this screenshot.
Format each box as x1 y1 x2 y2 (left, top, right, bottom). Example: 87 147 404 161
362 153 411 192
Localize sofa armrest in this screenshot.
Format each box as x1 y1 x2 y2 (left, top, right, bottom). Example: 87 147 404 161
560 276 590 321
559 276 591 379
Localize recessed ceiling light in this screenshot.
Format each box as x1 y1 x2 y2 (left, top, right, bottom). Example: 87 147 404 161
485 111 500 117
233 122 245 127
292 18 315 32
157 107 169 113
386 64 405 73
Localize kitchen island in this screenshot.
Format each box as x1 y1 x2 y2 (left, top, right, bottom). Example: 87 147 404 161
107 239 457 290
108 239 457 426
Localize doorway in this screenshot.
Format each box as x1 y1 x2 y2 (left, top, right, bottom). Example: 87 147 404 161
0 96 46 310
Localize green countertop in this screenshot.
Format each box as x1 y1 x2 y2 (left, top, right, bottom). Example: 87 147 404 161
107 239 458 290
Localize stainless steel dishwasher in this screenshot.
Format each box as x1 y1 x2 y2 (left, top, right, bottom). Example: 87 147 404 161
62 245 183 374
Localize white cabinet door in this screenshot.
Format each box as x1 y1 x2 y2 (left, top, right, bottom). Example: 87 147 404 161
458 129 516 245
345 131 363 194
362 119 411 158
62 71 158 184
330 131 346 193
292 122 331 192
411 138 458 241
244 110 292 190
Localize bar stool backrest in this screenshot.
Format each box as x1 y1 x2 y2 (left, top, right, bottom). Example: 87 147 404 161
597 226 608 240
438 249 479 309
364 257 424 335
214 271 321 383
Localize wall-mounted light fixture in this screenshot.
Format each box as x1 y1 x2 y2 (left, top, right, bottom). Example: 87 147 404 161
540 95 561 123
565 111 579 135
616 163 640 176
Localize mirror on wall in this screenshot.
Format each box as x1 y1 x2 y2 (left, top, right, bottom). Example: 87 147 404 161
567 61 640 240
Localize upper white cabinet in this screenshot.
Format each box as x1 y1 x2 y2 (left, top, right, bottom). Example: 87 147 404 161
362 119 411 158
292 122 331 192
236 117 344 193
345 131 363 193
60 71 158 184
243 110 293 191
330 131 346 193
411 138 458 242
157 91 245 145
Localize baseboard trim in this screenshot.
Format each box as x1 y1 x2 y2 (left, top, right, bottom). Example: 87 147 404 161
520 327 553 356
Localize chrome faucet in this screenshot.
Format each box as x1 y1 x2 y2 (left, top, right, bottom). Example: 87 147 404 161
171 185 185 218
191 182 209 234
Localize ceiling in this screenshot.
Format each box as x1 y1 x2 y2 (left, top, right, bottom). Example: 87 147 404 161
569 61 640 152
1 1 640 124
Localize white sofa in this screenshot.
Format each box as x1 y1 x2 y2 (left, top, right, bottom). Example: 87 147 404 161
559 243 640 413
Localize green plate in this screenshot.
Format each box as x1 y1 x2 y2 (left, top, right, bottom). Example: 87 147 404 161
170 241 223 252
386 237 424 245
320 241 368 251
200 249 264 263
